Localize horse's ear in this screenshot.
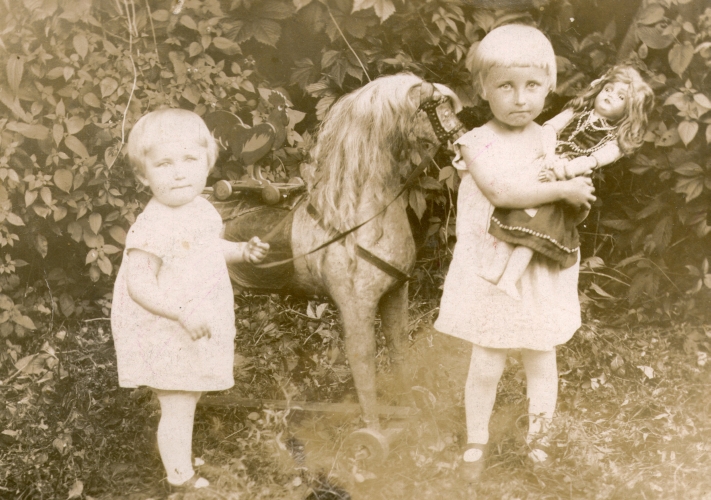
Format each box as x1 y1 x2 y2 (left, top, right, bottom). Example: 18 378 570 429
418 81 435 106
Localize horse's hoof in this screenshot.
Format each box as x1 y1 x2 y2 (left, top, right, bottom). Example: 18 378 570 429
343 428 390 464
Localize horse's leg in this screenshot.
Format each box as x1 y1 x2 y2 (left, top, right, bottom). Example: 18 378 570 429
379 282 412 398
337 298 381 430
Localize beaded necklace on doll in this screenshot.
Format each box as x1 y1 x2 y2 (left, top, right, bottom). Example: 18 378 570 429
556 108 618 155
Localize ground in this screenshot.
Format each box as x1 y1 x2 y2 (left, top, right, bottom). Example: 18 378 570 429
1 292 710 500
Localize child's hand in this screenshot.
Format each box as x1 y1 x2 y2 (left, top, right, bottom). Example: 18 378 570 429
178 302 214 340
561 176 596 210
243 236 270 264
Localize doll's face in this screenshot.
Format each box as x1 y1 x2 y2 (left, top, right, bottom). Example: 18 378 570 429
594 82 629 121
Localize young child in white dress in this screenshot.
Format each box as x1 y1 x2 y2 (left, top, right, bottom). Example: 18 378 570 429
434 24 596 482
491 65 654 298
111 109 269 490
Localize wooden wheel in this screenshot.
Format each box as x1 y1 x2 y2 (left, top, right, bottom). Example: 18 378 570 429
343 428 390 464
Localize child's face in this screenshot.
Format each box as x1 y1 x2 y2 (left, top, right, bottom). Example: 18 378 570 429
594 81 628 121
139 138 210 207
481 66 549 131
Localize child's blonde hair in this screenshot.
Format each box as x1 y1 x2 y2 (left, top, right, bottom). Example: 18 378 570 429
127 108 219 175
567 65 654 155
466 24 557 95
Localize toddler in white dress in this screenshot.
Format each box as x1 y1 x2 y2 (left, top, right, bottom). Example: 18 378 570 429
111 109 269 490
434 25 596 482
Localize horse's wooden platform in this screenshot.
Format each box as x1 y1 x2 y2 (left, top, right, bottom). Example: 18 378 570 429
199 395 419 418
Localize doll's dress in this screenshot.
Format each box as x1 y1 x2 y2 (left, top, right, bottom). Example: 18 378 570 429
489 109 617 268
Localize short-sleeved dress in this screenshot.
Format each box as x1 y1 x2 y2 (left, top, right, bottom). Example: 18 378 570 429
111 196 236 391
434 128 581 351
488 109 617 268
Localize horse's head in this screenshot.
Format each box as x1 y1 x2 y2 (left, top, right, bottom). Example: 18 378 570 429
416 81 465 146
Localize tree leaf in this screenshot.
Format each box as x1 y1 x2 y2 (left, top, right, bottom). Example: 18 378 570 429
83 92 101 108
6 122 49 140
5 212 25 226
65 116 84 135
100 77 118 98
14 314 36 330
213 37 241 55
54 169 73 193
85 249 98 264
89 212 102 234
668 42 694 76
108 225 126 244
293 0 314 10
180 15 197 30
97 256 112 275
182 85 201 105
408 189 426 220
67 480 83 500
6 55 24 95
40 186 52 206
0 294 13 310
73 34 88 59
35 234 48 258
637 25 674 49
65 135 89 158
59 293 75 317
678 120 698 146
637 4 665 25
151 9 170 21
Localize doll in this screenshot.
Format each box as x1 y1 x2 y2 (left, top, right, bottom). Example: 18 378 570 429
489 65 655 299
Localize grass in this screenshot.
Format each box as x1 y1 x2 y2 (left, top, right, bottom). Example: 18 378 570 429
1 292 710 499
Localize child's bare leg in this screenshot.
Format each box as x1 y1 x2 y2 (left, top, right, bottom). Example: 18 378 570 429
521 349 558 462
465 345 508 449
154 389 208 487
497 246 534 299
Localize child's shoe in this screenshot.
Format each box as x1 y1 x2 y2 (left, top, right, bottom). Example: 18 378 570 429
165 474 210 492
458 442 487 482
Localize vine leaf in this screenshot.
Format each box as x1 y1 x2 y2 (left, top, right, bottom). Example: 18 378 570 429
669 42 694 76
6 55 24 95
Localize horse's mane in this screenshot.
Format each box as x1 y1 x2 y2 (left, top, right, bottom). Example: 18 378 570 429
310 73 425 273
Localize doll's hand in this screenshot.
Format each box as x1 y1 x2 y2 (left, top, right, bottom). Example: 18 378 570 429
565 156 596 178
538 165 557 183
178 301 214 340
243 236 270 264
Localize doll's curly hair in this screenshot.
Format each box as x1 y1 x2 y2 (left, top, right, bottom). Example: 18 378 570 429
567 65 655 156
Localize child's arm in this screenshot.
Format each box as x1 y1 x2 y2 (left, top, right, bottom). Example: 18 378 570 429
460 136 596 211
126 249 213 340
221 236 270 264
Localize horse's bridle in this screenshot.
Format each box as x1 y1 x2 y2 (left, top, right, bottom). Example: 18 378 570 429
418 81 465 145
255 82 465 279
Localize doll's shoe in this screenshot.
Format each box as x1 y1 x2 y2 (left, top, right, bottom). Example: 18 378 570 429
459 443 487 482
193 456 205 467
165 474 210 492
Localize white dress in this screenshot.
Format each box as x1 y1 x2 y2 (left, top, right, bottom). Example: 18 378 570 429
433 129 581 351
111 196 236 391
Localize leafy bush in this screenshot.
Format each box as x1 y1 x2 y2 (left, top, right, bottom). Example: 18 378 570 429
1 0 710 381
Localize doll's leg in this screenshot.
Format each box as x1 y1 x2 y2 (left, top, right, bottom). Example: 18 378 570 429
153 389 209 487
496 246 534 299
521 349 558 462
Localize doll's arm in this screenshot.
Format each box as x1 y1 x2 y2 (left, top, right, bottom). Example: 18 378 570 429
543 108 575 135
126 249 213 340
221 236 270 264
562 141 624 179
